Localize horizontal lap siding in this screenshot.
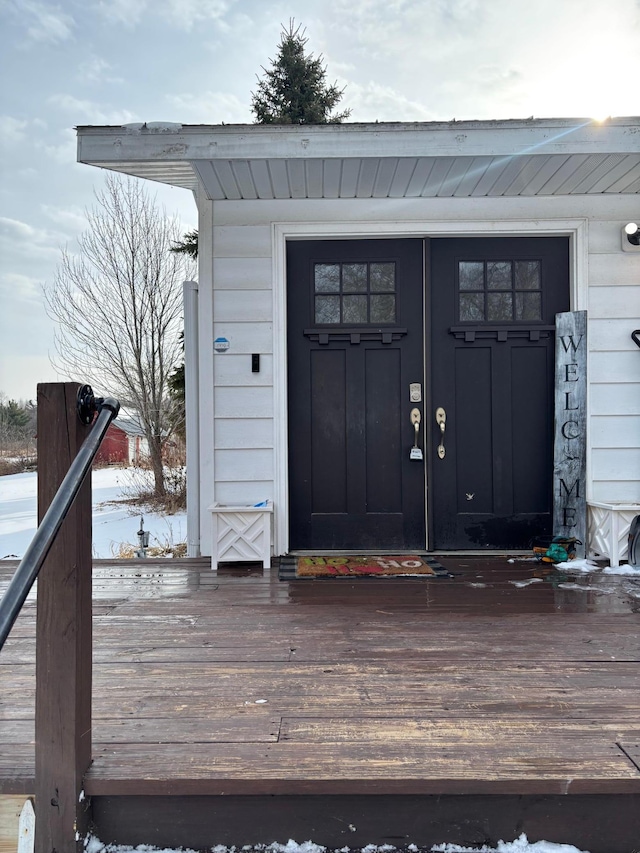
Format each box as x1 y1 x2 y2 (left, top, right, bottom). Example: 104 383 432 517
211 225 274 515
587 217 640 504
207 198 639 536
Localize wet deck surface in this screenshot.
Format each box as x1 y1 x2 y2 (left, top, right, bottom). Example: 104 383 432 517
1 555 640 800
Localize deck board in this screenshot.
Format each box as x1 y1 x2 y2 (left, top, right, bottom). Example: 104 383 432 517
1 556 640 800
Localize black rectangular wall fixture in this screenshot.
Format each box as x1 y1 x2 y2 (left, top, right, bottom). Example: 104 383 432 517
251 354 260 373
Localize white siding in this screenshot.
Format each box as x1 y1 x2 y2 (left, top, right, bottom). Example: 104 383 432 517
214 354 273 386
215 418 273 449
214 386 273 419
586 211 640 504
215 449 273 482
201 192 640 554
213 257 272 289
213 290 271 322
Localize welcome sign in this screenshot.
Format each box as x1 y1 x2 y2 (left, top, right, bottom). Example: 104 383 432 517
553 311 587 557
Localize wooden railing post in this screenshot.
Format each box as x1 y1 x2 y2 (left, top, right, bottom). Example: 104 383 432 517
35 383 92 851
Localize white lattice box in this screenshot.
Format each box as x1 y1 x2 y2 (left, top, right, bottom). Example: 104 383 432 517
208 501 273 569
588 501 639 567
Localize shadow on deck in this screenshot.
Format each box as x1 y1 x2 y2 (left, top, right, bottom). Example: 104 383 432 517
1 555 639 851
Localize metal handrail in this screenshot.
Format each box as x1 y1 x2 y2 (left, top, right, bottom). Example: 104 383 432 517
0 394 119 649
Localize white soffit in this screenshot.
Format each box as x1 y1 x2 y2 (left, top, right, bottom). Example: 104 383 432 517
76 119 640 199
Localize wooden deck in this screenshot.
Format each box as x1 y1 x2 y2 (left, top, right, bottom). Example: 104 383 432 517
1 556 640 850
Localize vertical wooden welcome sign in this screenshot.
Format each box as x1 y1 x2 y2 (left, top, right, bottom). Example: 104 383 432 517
553 311 587 558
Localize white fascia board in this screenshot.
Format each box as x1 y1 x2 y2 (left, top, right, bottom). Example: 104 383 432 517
76 118 640 166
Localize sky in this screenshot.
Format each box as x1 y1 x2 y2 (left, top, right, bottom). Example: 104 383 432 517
0 0 639 402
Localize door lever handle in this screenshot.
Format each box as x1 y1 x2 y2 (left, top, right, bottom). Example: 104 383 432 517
410 408 423 460
435 407 446 459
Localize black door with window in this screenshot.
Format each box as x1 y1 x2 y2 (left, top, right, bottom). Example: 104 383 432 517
430 237 570 550
287 239 425 551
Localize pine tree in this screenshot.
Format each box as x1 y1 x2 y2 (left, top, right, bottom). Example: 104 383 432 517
170 229 198 259
170 24 350 400
171 23 349 258
251 20 351 125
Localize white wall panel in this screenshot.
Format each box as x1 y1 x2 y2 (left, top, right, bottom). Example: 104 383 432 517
215 481 273 505
212 322 273 354
213 257 272 290
589 319 639 352
211 194 639 228
213 290 272 322
591 383 640 415
214 386 273 418
214 354 273 386
212 224 271 257
215 448 273 482
589 351 640 383
589 253 640 286
589 286 639 318
215 418 273 449
590 415 640 447
590 481 640 502
587 221 633 254
591 448 640 481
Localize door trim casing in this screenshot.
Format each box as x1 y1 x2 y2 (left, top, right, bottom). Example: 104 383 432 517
273 218 588 556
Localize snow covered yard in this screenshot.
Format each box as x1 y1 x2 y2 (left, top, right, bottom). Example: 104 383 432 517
83 835 589 853
0 468 186 560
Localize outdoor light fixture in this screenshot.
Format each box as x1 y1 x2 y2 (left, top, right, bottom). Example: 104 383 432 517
625 222 640 245
622 222 640 252
136 516 150 558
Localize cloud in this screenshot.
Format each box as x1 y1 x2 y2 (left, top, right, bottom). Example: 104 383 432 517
6 0 76 44
0 116 49 150
95 0 235 30
0 215 86 278
0 116 29 147
47 94 137 125
329 0 482 62
95 0 147 27
0 217 39 243
343 81 437 122
165 91 251 124
0 272 43 306
36 128 77 166
77 57 124 85
41 205 89 234
0 217 63 263
161 0 233 29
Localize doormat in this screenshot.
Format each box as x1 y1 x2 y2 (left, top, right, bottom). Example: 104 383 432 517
279 555 449 580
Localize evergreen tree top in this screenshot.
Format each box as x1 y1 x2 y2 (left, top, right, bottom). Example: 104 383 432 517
251 20 351 125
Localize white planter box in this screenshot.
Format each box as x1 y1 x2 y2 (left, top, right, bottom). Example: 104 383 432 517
588 501 639 567
208 501 273 569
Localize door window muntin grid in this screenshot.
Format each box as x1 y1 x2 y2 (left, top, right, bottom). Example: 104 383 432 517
314 261 396 325
458 259 542 323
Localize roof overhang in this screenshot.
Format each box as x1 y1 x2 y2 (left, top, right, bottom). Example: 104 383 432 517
76 118 640 200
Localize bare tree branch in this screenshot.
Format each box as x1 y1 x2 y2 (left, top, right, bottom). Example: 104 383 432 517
43 174 195 497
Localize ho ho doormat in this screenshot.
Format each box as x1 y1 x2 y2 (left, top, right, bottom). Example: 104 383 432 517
279 554 450 580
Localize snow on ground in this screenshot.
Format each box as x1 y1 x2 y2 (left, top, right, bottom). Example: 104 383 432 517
556 557 639 576
0 468 186 559
85 835 589 853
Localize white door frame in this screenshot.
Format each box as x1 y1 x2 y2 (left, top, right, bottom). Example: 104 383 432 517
272 218 588 556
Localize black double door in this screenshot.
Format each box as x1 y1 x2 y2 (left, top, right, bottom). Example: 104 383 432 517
430 237 570 549
287 236 569 552
287 239 426 551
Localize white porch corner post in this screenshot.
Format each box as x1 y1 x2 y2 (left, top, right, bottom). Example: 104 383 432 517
183 280 200 557
197 187 215 557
